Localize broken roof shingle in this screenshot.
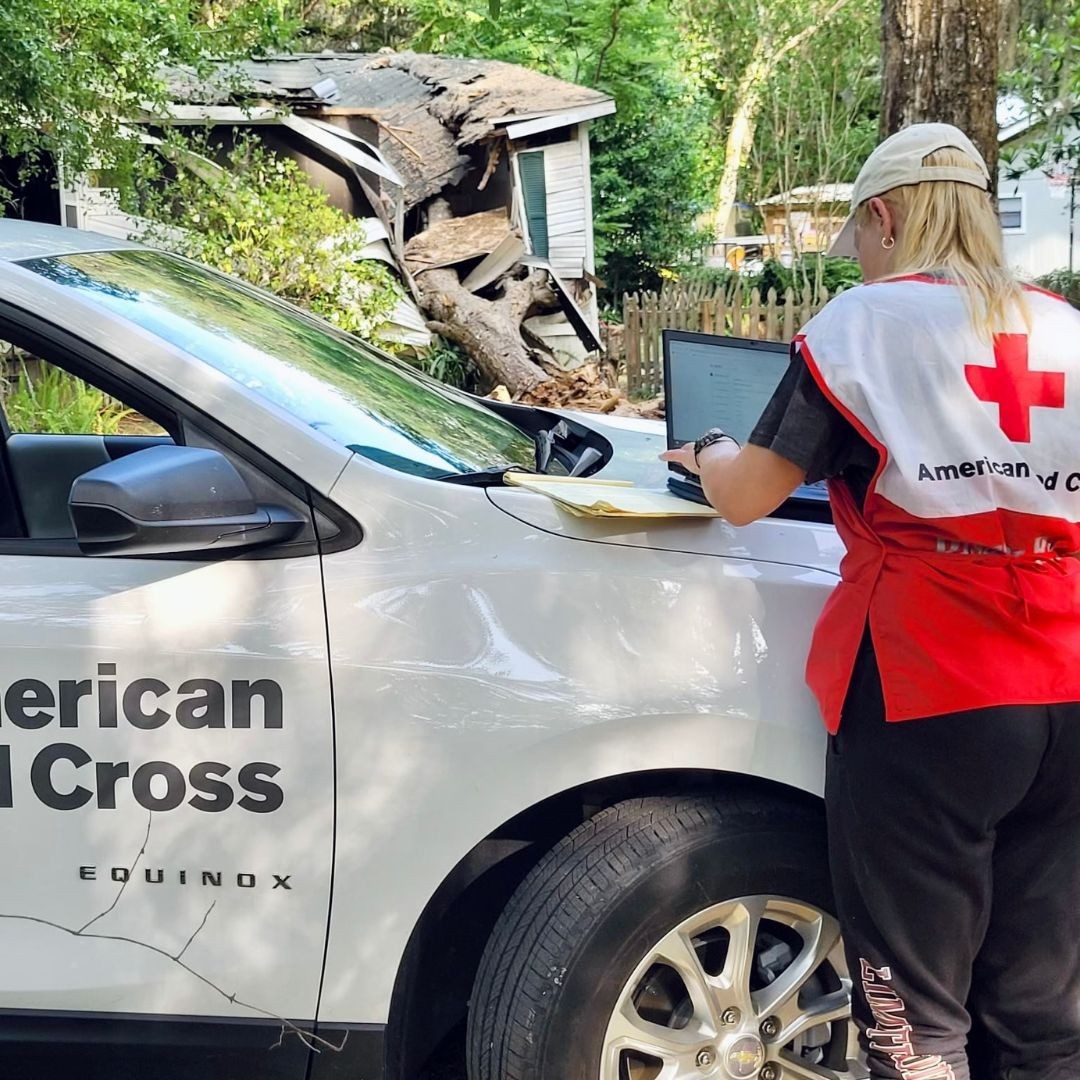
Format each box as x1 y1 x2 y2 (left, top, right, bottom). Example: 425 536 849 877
163 51 612 208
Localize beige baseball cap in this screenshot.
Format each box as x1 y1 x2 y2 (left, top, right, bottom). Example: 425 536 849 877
829 122 990 257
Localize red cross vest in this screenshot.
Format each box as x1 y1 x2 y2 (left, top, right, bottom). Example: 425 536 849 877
798 275 1080 732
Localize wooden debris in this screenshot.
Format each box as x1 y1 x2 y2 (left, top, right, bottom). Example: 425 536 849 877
515 363 664 419
405 209 517 273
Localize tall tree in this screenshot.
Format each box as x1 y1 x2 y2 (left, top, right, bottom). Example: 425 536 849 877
298 0 417 50
748 0 879 200
0 0 296 195
409 0 716 297
685 0 856 240
880 0 1000 180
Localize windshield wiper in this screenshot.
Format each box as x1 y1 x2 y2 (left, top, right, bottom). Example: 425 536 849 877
440 465 529 487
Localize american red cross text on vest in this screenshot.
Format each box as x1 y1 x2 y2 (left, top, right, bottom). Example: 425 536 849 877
964 334 1066 442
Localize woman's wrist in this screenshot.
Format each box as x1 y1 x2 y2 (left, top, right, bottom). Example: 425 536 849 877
693 428 741 468
696 438 740 470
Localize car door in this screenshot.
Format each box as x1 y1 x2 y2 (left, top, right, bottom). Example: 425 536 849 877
0 330 335 1077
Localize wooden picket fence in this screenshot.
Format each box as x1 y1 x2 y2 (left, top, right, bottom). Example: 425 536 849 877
621 280 839 398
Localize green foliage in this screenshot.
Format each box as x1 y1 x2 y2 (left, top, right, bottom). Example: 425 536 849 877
592 79 715 298
137 137 404 346
1001 5 1080 180
679 256 861 297
674 265 740 294
682 0 880 207
1035 269 1080 309
408 0 716 298
299 1 417 49
410 338 475 391
2 359 131 435
760 256 863 294
0 0 297 193
746 0 880 200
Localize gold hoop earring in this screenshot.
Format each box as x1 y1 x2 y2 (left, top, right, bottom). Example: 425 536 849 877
881 236 895 250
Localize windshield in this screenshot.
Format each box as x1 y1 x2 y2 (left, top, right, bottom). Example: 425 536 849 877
22 249 537 478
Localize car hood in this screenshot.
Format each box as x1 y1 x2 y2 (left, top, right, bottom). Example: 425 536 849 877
487 410 844 574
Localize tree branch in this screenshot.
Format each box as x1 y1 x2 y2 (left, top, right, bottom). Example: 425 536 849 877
174 902 216 961
500 269 556 324
594 2 622 85
773 0 853 63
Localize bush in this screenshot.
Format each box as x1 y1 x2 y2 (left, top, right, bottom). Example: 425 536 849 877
673 265 741 294
675 256 861 297
2 358 130 435
754 257 863 295
1035 269 1080 309
137 137 405 347
409 337 475 391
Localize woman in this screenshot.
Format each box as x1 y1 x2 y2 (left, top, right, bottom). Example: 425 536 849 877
662 122 1080 1080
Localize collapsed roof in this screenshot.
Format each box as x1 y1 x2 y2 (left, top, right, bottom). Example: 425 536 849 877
163 51 614 209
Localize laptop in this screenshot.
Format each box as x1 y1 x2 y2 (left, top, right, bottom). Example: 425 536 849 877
662 329 829 512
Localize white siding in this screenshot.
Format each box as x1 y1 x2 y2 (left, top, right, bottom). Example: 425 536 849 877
542 139 588 280
999 123 1078 278
999 169 1076 278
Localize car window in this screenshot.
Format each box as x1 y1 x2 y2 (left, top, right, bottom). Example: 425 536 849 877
0 339 167 437
22 250 538 479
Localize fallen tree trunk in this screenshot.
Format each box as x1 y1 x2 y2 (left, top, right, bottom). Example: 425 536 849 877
412 201 655 415
413 199 555 396
417 265 556 395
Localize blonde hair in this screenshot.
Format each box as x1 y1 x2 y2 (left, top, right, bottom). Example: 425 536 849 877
855 147 1029 340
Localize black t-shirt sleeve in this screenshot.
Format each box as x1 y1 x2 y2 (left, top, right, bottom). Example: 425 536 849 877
748 352 876 486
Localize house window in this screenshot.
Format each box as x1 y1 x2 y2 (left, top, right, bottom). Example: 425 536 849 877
999 195 1024 233
517 150 550 258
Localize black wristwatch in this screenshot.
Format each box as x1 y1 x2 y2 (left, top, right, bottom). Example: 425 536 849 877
693 428 740 466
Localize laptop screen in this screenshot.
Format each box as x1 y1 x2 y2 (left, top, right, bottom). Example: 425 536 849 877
663 331 790 448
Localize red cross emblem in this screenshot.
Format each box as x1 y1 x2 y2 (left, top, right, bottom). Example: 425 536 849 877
964 334 1065 443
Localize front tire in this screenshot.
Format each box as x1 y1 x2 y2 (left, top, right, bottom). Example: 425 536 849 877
466 793 862 1080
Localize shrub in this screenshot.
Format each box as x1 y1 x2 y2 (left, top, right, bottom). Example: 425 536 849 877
675 256 861 298
410 337 475 391
2 358 131 435
1035 269 1080 309
755 257 863 295
137 136 405 347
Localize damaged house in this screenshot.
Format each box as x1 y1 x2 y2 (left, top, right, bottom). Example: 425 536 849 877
60 51 615 393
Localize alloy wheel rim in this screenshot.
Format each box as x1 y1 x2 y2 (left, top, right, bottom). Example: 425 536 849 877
600 895 866 1080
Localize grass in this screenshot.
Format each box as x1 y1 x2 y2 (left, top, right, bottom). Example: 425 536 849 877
2 357 134 436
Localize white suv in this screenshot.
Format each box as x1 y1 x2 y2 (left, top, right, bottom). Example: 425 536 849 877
0 221 853 1080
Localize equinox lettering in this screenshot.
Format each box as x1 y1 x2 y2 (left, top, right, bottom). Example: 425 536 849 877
78 866 292 891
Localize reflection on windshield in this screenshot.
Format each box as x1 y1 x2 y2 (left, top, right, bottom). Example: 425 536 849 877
25 250 537 478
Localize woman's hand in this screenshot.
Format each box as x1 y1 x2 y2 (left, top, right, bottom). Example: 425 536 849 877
658 442 808 526
659 442 700 475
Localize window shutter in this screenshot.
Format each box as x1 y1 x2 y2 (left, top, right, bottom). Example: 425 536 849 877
517 151 549 258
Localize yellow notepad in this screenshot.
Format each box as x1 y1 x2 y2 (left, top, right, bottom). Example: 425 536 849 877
504 473 720 518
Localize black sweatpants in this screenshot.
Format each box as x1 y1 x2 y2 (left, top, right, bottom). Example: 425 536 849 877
826 638 1080 1080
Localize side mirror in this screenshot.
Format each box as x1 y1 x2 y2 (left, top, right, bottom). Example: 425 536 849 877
69 445 305 557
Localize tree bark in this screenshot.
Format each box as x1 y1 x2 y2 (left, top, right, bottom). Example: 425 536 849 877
413 198 556 396
418 267 555 395
713 51 771 241
881 0 999 184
